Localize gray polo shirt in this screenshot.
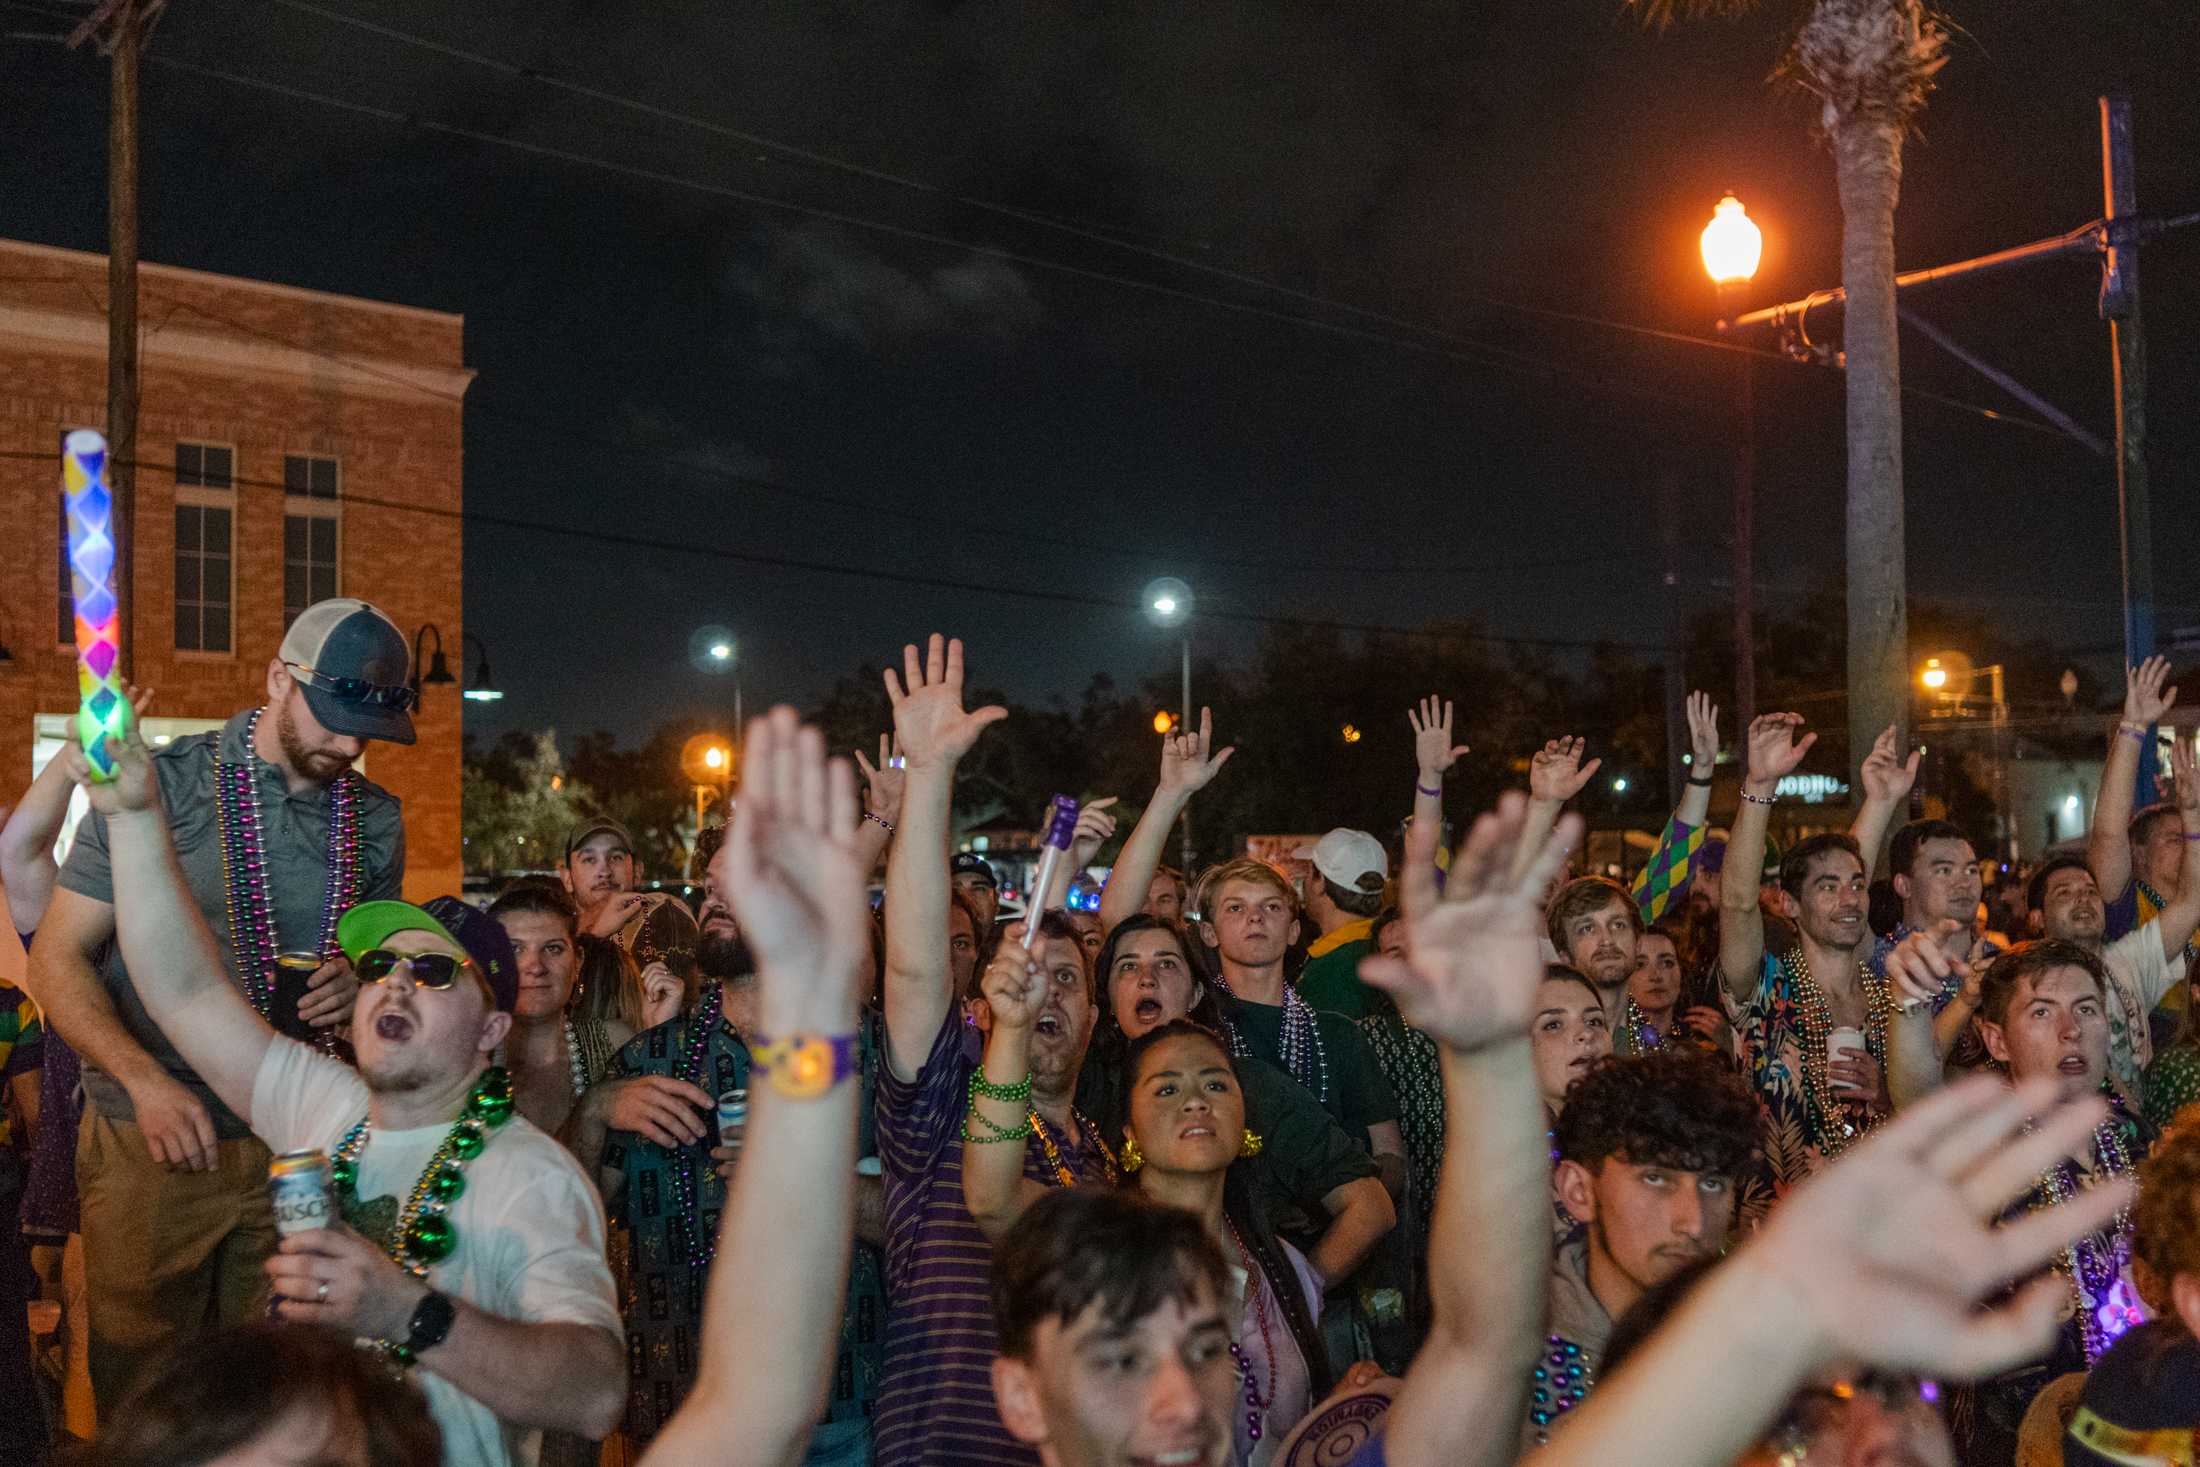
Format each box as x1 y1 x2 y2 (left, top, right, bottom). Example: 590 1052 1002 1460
58 708 404 1137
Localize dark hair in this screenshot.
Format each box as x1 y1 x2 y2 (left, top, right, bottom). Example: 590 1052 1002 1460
1888 819 1974 883
993 1188 1233 1358
973 909 1091 1003
78 1322 439 1467
1321 876 1385 920
1545 876 1640 954
2134 1117 2200 1288
1369 907 1403 952
1122 1018 1237 1105
1777 833 1862 901
1542 962 1604 1008
487 882 580 938
1974 939 2110 1027
1600 1253 1721 1379
1554 1048 1760 1177
2025 852 2095 916
570 932 648 1032
1091 915 1223 1044
2131 803 2180 847
1867 878 1901 940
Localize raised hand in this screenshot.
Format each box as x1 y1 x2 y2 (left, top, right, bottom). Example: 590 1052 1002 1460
853 734 907 827
1409 695 1470 780
1742 713 1816 788
1685 691 1720 775
1067 797 1119 868
2123 655 2177 727
1859 724 1922 806
882 635 1008 771
977 922 1048 1032
1741 1075 2132 1379
2171 734 2200 819
1156 705 1236 799
712 706 869 1034
1528 737 1601 804
1360 790 1582 1051
56 714 157 816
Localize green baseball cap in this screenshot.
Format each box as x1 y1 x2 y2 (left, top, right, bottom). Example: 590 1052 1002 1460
337 897 518 1012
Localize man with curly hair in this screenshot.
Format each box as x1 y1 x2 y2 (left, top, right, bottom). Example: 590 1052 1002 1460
1525 1048 1762 1452
2064 1116 2200 1464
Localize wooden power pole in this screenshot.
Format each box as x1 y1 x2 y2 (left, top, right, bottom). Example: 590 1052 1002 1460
69 0 163 679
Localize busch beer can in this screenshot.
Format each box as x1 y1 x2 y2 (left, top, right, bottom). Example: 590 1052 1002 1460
717 1088 748 1143
270 1149 335 1236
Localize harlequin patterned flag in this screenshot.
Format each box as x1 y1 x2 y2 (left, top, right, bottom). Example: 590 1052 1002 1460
63 429 132 781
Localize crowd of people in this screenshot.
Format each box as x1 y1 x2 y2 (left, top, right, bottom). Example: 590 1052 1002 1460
0 606 2197 1467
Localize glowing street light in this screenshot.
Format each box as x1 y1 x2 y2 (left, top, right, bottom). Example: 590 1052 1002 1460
1341 724 1362 745
708 642 732 662
1920 658 1950 691
1701 194 1763 286
1153 710 1176 734
1143 577 1196 870
703 745 726 771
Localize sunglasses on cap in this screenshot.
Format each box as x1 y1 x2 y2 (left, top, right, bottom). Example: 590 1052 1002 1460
285 662 421 712
357 948 477 989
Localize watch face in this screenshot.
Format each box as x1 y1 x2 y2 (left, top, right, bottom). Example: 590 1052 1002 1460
408 1291 457 1351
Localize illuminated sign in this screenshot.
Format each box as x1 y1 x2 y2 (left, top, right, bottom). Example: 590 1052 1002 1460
1775 774 1849 804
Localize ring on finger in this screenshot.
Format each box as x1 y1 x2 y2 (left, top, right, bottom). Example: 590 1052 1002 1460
316 1279 330 1304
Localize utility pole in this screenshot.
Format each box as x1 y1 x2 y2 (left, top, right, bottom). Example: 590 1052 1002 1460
1731 352 1756 741
70 0 163 680
2100 94 2159 801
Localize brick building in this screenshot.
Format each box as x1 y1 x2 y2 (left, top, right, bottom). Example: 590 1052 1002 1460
0 237 470 902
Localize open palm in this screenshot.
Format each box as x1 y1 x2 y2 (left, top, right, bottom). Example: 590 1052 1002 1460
1529 737 1601 803
884 635 1007 770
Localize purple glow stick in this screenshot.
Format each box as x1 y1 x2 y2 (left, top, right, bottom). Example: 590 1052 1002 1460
1021 795 1081 950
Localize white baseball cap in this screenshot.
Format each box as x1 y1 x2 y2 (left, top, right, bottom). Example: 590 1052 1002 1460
1297 829 1388 894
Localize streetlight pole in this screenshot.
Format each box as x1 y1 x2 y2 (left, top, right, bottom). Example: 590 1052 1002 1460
1145 577 1196 874
1703 195 1764 740
1178 632 1193 873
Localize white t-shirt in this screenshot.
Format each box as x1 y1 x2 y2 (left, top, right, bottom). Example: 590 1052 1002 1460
251 1039 622 1467
2100 924 2188 1096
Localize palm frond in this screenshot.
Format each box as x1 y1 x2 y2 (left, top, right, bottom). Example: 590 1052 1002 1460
1625 0 1766 28
1782 0 1951 133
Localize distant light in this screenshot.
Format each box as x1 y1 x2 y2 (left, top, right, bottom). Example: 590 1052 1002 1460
1680 752 1691 766
1152 596 1176 616
703 746 726 771
1341 724 1362 744
550 774 563 791
1921 665 1948 691
2065 794 2081 813
152 733 172 745
1142 577 1192 629
463 688 505 702
708 642 732 661
1612 777 1629 792
1153 710 1176 734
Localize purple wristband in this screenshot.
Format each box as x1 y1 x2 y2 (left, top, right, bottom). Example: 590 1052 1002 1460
1416 781 1442 798
2117 725 2148 743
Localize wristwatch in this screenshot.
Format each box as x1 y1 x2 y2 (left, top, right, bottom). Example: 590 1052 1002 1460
402 1289 457 1358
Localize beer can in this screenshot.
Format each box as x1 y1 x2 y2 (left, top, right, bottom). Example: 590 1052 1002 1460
275 951 323 973
717 1088 748 1142
270 1149 335 1236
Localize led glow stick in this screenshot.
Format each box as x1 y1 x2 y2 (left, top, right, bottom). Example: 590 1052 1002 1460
63 429 132 780
1021 795 1081 950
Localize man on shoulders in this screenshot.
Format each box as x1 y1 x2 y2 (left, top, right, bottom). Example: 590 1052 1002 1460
1294 829 1389 1021
58 724 622 1467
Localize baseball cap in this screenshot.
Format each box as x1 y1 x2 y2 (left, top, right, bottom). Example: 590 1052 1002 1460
2064 1320 2200 1467
565 818 635 862
337 896 519 1013
951 852 998 888
1298 829 1389 894
279 599 416 745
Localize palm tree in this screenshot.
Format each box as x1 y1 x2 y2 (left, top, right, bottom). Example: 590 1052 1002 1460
1633 0 1947 782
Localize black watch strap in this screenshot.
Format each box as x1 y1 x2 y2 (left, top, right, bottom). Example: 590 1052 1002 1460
404 1290 457 1356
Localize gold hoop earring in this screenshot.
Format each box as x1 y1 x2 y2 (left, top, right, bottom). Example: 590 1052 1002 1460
1121 1135 1145 1173
1239 1129 1263 1158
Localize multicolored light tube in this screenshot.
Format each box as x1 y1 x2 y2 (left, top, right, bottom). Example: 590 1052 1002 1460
63 429 132 780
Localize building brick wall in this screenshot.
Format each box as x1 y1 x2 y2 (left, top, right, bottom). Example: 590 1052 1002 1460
0 238 470 902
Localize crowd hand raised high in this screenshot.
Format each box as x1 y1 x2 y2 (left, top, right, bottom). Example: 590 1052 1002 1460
978 923 1049 1033
712 705 871 1034
1743 713 1816 789
1065 798 1119 868
1738 1074 2132 1380
2122 654 2177 727
2170 734 2200 818
853 734 907 826
1859 724 1923 806
1156 705 1236 799
1409 695 1469 780
1361 790 1581 1052
1685 691 1721 774
1528 736 1600 804
883 635 1008 772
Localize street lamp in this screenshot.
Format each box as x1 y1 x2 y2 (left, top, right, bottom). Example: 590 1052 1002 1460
680 732 736 877
1143 577 1195 870
1916 651 2011 860
1703 194 1764 743
459 632 502 703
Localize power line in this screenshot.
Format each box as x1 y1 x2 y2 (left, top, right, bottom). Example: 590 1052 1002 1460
251 0 2101 449
0 447 1663 653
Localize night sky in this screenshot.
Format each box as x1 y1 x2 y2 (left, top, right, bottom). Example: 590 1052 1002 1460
5 0 2196 744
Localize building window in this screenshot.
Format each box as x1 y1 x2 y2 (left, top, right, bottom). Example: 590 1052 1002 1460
283 454 341 627
175 441 234 653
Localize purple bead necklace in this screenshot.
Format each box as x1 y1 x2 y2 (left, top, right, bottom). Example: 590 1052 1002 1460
669 980 726 1272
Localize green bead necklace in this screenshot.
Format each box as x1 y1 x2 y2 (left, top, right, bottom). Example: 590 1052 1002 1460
331 1067 515 1361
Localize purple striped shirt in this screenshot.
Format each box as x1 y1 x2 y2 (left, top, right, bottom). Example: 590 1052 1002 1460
874 1015 1110 1467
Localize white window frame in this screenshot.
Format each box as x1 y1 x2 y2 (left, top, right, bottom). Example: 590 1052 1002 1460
282 453 343 628
173 439 238 658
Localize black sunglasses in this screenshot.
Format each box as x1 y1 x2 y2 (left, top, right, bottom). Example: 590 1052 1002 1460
357 948 474 989
287 662 420 712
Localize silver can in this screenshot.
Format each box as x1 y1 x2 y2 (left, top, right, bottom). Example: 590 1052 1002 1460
717 1088 749 1142
269 1148 335 1236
